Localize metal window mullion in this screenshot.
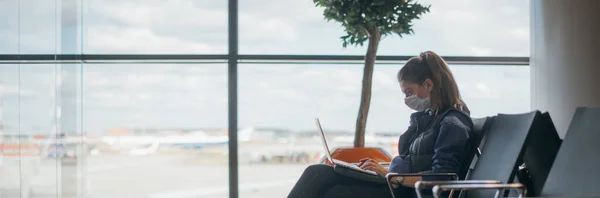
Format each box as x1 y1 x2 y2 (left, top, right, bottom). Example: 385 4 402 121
0 54 529 65
228 0 239 197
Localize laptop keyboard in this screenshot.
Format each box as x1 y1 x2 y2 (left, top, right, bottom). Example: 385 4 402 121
332 159 378 175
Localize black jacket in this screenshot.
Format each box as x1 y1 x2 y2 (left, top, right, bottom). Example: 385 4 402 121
388 107 474 181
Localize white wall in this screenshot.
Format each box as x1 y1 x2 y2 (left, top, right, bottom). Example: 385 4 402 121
531 0 600 137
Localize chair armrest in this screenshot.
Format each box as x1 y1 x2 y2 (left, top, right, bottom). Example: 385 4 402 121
432 183 526 198
384 173 458 198
414 180 501 198
415 180 502 189
386 172 459 181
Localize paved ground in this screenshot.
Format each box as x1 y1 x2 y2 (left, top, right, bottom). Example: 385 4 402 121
3 140 398 198
6 155 308 198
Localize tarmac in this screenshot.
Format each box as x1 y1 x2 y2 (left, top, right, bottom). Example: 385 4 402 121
9 155 308 198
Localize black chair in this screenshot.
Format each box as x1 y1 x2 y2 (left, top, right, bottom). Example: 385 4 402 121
433 107 600 197
387 111 541 198
465 111 561 197
515 112 562 197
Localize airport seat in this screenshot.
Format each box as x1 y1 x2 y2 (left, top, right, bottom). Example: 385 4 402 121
464 112 561 197
514 112 562 197
321 147 393 166
387 111 542 198
433 106 600 197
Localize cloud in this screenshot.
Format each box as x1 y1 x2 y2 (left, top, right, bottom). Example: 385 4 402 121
86 26 220 54
239 13 297 43
0 0 62 53
510 28 529 40
0 84 37 96
475 83 491 94
242 0 530 55
84 0 298 54
0 0 532 133
87 0 226 28
384 0 530 56
82 0 228 53
470 47 494 56
373 70 396 88
0 0 530 56
81 65 229 129
0 62 531 133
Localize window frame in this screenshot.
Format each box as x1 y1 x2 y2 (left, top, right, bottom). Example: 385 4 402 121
0 0 529 198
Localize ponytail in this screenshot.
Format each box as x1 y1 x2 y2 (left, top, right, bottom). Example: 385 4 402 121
399 51 469 115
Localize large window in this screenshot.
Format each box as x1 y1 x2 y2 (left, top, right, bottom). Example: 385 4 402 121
83 64 228 198
237 63 529 197
0 0 530 198
0 64 229 198
239 0 530 56
239 64 529 134
0 65 61 197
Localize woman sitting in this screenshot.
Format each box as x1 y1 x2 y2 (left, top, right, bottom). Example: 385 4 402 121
287 51 474 198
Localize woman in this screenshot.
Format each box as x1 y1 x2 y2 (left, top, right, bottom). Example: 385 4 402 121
287 51 474 198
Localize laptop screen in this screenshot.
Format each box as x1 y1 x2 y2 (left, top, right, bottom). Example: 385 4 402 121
315 118 333 163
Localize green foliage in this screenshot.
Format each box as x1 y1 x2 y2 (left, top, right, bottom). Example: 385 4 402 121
313 0 430 47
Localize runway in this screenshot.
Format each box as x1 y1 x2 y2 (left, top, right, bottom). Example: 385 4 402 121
21 155 308 198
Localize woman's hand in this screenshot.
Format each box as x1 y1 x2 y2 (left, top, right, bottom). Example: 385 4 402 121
358 158 389 177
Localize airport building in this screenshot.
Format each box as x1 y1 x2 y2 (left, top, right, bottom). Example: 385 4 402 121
1 0 599 198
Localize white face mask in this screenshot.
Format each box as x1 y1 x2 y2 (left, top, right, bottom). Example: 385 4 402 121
404 95 431 112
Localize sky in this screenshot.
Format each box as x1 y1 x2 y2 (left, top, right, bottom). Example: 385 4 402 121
0 0 530 135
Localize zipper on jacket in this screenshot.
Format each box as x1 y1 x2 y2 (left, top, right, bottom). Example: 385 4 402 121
414 117 420 172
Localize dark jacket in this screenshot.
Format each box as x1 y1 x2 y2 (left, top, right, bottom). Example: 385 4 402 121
388 107 474 181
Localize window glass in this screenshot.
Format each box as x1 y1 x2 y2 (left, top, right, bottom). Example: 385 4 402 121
0 63 233 198
239 0 530 56
83 0 228 54
238 63 530 197
82 64 228 198
0 65 60 197
0 0 59 53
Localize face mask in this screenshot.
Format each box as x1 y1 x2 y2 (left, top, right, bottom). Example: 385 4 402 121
404 95 431 112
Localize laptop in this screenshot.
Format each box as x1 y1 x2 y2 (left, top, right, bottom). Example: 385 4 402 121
315 118 378 176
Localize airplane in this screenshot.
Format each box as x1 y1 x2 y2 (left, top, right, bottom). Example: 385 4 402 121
97 129 255 155
128 142 160 156
43 134 98 159
159 128 263 149
159 131 229 149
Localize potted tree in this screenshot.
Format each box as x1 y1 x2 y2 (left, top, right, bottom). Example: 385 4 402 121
313 0 430 163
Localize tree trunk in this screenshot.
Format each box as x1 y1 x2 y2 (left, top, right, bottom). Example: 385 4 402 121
354 30 381 148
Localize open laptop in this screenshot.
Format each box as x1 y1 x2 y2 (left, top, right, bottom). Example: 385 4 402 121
315 118 378 176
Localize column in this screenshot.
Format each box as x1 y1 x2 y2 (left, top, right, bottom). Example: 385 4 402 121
531 0 600 137
59 0 83 197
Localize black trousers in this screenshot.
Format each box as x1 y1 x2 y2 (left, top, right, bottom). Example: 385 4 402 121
287 164 414 198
